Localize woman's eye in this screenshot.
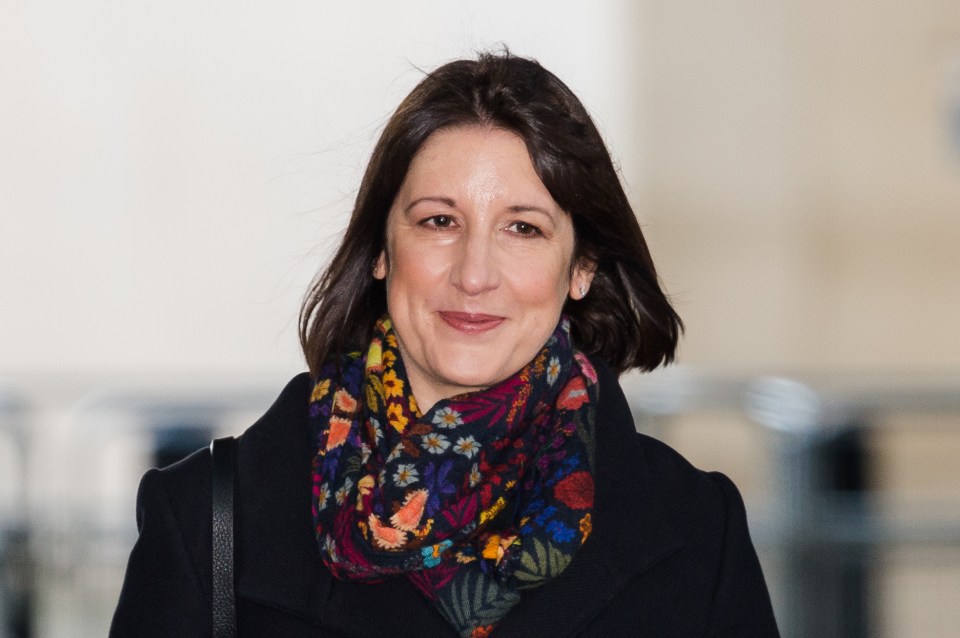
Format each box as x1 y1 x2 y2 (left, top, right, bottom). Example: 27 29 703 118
422 215 454 228
508 221 542 236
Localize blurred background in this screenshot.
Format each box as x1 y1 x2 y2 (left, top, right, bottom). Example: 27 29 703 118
2 1 959 636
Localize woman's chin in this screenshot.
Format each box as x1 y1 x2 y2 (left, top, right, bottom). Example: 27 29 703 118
427 360 510 397
439 370 502 396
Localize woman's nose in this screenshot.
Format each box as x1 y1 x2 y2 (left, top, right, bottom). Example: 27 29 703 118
450 231 500 295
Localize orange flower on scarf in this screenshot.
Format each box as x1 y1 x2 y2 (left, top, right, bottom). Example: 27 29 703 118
325 416 352 451
390 489 428 532
579 513 592 542
368 513 407 550
334 388 358 414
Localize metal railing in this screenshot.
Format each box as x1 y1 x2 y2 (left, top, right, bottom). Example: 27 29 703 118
0 390 30 638
624 369 960 638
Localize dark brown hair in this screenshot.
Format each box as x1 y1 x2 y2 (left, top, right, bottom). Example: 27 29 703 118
300 52 682 377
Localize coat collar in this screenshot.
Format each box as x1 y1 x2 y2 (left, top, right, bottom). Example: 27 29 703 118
233 362 683 634
234 372 333 625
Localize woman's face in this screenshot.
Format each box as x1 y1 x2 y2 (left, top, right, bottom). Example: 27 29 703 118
375 126 594 410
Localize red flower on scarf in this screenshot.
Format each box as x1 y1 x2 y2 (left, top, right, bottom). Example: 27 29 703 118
557 376 588 410
553 471 594 509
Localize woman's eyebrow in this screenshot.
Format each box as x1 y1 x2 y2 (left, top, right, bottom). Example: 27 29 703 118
507 204 554 218
405 196 456 213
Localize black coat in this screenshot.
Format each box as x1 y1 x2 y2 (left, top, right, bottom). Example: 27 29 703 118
111 360 780 637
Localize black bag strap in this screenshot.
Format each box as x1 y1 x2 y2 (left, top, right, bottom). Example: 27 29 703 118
210 436 237 638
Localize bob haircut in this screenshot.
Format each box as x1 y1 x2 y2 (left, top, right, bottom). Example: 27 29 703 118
300 51 682 377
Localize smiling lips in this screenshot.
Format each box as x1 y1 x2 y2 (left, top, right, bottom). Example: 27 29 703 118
438 311 505 334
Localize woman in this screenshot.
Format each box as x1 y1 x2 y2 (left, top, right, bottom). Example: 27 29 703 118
111 52 779 637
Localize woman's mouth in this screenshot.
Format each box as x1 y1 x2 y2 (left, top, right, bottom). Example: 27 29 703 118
437 311 505 334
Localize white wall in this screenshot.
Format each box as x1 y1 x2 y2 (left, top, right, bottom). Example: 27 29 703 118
0 0 641 381
634 0 960 373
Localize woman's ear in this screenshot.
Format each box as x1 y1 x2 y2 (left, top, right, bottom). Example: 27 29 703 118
373 251 387 280
569 257 597 300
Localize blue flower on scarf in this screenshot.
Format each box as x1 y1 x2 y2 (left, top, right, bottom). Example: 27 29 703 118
423 459 456 516
517 497 545 534
561 453 581 472
546 520 576 543
421 539 453 568
534 505 558 527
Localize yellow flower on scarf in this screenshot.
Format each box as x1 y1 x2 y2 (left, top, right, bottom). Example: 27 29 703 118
479 497 507 525
366 381 382 412
383 369 404 398
310 379 330 402
481 533 517 564
386 403 408 433
382 349 396 367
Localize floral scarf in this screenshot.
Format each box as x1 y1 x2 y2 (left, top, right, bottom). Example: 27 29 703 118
310 316 598 637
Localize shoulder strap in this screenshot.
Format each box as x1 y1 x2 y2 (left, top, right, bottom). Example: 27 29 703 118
210 436 237 638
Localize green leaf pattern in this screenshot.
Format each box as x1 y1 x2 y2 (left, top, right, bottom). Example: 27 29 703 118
512 537 572 589
436 570 522 638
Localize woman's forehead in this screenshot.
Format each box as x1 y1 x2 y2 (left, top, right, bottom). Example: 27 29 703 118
395 127 558 211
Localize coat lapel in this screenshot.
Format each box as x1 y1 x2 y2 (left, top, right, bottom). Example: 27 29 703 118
495 360 683 637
